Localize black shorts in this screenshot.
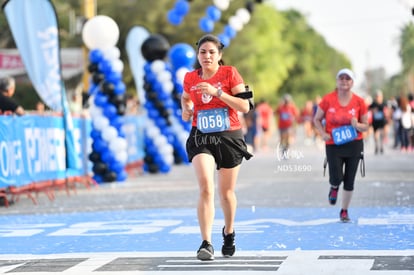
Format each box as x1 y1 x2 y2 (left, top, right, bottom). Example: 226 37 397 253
186 127 253 169
325 139 364 191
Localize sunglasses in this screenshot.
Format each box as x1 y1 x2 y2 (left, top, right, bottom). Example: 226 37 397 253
338 75 352 81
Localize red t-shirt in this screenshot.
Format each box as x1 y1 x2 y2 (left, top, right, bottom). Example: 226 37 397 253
183 65 244 130
319 90 368 145
276 104 298 129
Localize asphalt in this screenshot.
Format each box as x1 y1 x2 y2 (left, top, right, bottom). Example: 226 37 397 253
2 127 413 215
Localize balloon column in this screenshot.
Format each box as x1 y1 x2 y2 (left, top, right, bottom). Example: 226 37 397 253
141 34 186 173
199 0 230 33
82 15 128 183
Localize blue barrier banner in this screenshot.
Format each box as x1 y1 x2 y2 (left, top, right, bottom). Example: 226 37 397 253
0 115 66 187
0 115 145 188
3 0 79 171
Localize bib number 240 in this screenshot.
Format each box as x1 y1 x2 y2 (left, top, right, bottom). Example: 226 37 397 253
332 125 357 145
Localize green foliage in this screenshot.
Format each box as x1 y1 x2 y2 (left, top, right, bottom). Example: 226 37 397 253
1 0 355 109
277 10 351 106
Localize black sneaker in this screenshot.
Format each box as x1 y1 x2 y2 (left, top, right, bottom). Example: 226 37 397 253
197 240 214 261
221 227 235 257
328 187 338 205
340 209 350 223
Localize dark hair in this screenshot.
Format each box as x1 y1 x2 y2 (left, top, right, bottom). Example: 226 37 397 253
0 76 14 93
194 34 225 69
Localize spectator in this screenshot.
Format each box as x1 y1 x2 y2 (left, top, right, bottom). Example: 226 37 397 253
0 76 24 115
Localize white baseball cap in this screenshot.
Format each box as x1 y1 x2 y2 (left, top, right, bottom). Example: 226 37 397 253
336 68 355 81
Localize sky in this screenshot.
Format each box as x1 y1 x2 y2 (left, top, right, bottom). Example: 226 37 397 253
270 0 414 87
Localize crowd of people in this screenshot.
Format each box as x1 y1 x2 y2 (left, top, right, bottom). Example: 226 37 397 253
240 86 414 156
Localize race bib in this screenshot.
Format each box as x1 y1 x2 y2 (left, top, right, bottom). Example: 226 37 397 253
373 111 384 121
332 125 357 145
197 107 230 133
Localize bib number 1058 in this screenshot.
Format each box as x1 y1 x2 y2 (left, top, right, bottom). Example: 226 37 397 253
197 108 230 133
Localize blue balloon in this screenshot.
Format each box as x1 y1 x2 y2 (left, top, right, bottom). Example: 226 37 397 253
92 138 107 153
148 108 159 119
90 129 101 140
103 103 118 118
101 148 115 163
114 82 126 95
206 5 221 22
106 71 122 84
89 49 103 63
168 43 196 69
93 174 103 184
110 115 124 130
174 0 190 16
99 59 112 75
218 33 231 48
224 25 237 39
94 93 108 107
116 170 128 181
167 10 182 26
110 160 124 173
199 17 214 33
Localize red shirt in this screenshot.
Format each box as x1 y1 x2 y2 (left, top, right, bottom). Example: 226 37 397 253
183 66 244 130
276 104 298 129
319 90 367 145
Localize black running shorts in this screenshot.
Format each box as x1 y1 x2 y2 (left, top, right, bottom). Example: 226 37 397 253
186 127 253 170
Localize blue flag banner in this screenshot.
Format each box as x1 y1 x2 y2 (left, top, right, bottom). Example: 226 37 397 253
3 0 79 170
126 26 150 104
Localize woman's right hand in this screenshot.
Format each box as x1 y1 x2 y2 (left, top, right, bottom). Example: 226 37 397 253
321 132 331 141
182 108 194 122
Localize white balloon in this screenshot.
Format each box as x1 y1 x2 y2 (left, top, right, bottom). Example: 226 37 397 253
162 81 174 94
157 71 172 83
146 125 159 138
89 103 103 118
111 59 124 73
103 47 121 61
236 8 251 25
82 15 120 50
115 151 128 164
160 144 173 155
151 60 166 73
176 67 189 84
213 0 230 10
154 135 166 147
92 115 109 131
102 126 118 142
164 154 174 166
109 137 127 151
229 16 244 32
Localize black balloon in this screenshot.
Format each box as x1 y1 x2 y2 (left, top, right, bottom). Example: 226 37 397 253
101 81 115 95
92 73 105 84
92 161 108 175
88 63 99 73
141 34 170 62
116 104 126 115
89 151 101 162
147 163 159 174
110 94 126 106
103 171 117 182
